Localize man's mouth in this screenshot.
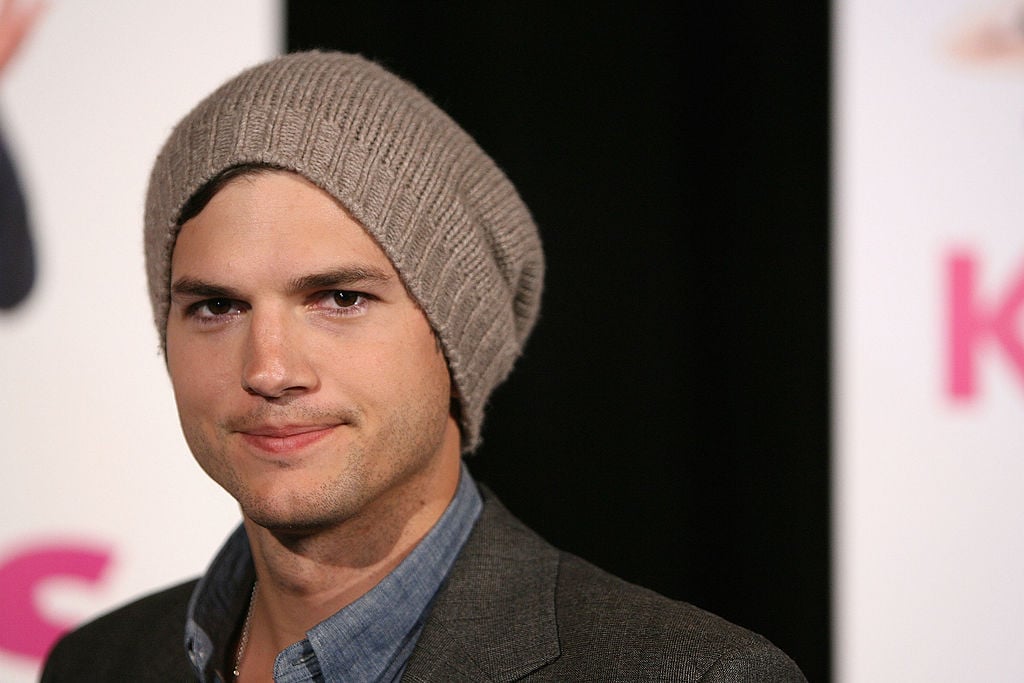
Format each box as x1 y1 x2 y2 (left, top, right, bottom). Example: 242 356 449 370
238 424 338 454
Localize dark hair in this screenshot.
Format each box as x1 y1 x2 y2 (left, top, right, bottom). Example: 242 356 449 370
176 162 285 225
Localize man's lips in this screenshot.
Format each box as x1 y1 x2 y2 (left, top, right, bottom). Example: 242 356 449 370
238 424 338 454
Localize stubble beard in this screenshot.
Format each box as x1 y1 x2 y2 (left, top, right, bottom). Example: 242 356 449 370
182 397 451 538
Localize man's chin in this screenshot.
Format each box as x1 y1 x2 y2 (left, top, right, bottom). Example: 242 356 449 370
239 495 350 536
245 510 342 539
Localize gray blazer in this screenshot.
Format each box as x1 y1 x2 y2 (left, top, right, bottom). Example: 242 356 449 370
42 490 807 682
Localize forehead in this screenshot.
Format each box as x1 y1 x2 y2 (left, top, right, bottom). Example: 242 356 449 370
171 170 396 277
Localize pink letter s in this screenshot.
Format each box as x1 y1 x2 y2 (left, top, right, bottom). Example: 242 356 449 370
0 544 112 660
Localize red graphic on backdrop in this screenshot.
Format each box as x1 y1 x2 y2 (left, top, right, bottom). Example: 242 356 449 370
947 250 1024 397
0 543 112 660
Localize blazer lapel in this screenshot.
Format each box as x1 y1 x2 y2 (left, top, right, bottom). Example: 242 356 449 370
402 489 561 682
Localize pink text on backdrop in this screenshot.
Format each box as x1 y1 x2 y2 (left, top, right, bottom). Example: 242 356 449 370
947 250 1024 398
0 543 113 660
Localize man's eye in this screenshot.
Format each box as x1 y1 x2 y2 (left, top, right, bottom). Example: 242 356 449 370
189 298 240 319
205 298 235 315
332 291 362 308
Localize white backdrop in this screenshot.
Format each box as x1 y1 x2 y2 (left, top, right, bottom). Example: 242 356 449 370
0 2 279 680
834 0 1024 680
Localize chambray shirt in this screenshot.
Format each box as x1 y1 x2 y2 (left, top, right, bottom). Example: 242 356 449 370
184 465 482 682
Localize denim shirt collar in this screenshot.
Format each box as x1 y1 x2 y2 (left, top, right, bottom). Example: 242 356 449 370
184 464 482 682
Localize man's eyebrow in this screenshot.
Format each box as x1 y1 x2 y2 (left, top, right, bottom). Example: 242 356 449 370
288 267 394 293
170 278 241 300
169 267 394 301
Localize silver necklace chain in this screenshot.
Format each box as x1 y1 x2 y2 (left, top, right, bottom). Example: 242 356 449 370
233 580 259 679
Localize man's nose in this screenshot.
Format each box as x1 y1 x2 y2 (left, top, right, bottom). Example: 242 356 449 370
241 309 317 399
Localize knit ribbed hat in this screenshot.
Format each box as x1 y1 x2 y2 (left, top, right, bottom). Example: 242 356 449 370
144 50 544 453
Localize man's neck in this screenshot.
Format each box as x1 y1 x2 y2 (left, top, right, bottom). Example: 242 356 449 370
240 457 461 655
246 502 453 649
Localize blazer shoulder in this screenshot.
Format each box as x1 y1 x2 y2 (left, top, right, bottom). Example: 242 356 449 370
410 486 808 682
552 552 808 682
41 579 198 683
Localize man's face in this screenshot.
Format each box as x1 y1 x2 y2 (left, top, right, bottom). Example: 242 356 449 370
166 171 460 534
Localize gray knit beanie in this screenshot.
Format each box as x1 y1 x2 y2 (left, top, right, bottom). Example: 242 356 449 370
144 50 544 453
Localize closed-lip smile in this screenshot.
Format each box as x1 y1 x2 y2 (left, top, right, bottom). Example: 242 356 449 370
238 423 338 454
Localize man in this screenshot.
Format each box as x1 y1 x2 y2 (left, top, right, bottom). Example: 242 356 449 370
42 51 807 682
